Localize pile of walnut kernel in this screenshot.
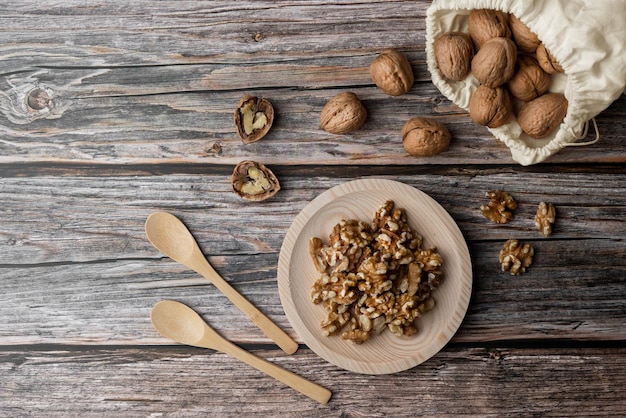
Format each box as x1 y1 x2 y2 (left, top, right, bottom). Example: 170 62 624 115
308 200 444 344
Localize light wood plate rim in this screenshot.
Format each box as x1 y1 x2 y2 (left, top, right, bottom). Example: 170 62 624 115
278 179 472 374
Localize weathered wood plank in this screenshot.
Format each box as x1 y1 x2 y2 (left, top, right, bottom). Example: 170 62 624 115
0 1 623 165
1 240 624 346
0 171 622 264
1 346 624 416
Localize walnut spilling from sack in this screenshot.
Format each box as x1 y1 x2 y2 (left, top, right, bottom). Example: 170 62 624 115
499 239 534 275
535 202 556 237
480 190 517 224
309 200 444 344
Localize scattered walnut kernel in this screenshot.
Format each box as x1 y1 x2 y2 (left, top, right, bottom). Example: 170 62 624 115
231 160 280 201
499 239 534 275
234 96 274 144
309 200 444 344
480 190 518 224
535 202 556 237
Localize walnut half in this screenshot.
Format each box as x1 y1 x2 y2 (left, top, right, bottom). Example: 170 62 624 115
480 190 518 224
499 239 534 275
231 160 280 201
234 96 274 144
535 202 556 237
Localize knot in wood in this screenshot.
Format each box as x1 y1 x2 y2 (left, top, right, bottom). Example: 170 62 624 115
27 88 51 110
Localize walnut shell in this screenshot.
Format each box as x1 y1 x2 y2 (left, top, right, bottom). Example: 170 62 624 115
369 49 414 96
509 15 540 54
433 32 474 81
469 85 513 128
401 117 451 156
536 43 564 74
508 55 551 101
231 160 280 201
517 93 568 139
234 96 274 144
320 92 367 134
471 37 517 87
468 9 511 49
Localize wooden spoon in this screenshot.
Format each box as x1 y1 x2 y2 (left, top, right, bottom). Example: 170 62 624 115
145 212 298 355
150 300 332 405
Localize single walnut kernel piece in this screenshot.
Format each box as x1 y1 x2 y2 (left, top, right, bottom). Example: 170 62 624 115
508 55 551 102
369 49 414 96
536 43 564 74
234 96 274 144
231 160 280 201
471 37 517 88
433 32 474 82
517 93 568 139
499 239 534 275
469 85 512 128
401 117 451 156
320 92 367 134
509 15 540 53
535 202 556 237
468 9 511 49
480 190 517 224
309 200 443 344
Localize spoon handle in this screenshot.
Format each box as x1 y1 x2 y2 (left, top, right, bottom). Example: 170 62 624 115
209 332 332 405
193 254 299 355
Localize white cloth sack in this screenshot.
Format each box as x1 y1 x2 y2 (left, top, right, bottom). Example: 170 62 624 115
426 0 626 165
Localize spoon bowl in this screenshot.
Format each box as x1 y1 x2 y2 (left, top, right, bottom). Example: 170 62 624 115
145 212 298 355
145 212 197 265
150 300 331 404
150 298 209 347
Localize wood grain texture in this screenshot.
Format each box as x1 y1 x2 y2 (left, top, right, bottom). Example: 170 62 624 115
1 346 625 416
0 0 624 415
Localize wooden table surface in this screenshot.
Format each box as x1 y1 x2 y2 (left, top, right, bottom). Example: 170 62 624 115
1 1 624 416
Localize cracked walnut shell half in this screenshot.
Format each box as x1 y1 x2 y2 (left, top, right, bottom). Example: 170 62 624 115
234 96 274 144
231 160 280 201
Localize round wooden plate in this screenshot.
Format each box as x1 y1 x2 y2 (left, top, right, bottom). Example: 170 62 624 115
278 179 472 374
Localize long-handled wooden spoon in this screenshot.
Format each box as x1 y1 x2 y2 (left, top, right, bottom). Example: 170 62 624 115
150 300 332 404
145 212 298 355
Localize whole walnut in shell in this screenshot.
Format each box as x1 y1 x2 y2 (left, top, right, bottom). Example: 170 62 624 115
320 92 367 134
468 9 511 49
510 15 540 54
517 93 568 139
401 117 451 156
369 49 414 96
433 32 474 81
469 85 512 128
536 43 564 74
508 55 551 101
471 37 517 88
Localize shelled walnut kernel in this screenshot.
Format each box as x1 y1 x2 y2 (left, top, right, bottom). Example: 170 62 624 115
535 202 556 237
499 239 534 275
309 200 444 344
480 190 517 224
